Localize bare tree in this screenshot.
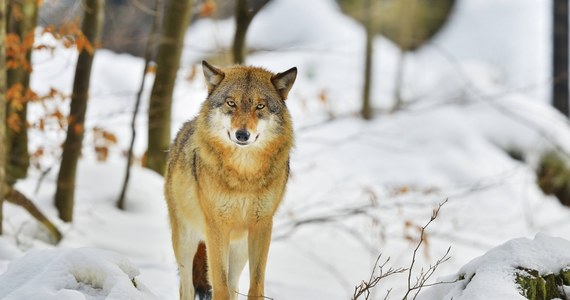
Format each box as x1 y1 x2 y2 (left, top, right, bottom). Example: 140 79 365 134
232 0 270 64
54 0 105 222
5 0 38 184
553 0 569 116
339 0 455 115
0 0 7 234
117 0 162 210
146 0 193 175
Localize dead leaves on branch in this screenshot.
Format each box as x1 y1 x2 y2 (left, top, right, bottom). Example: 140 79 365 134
42 21 96 54
7 18 95 71
198 0 217 17
6 32 35 71
93 127 118 162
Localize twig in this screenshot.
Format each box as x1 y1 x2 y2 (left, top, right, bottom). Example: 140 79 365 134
34 156 61 195
234 291 274 300
409 246 452 299
402 199 449 300
128 0 160 16
352 254 407 300
273 203 375 240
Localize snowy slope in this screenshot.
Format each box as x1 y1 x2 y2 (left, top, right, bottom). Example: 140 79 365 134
0 0 568 299
417 234 570 300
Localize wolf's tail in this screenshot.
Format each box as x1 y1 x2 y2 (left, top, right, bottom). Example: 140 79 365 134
193 242 211 299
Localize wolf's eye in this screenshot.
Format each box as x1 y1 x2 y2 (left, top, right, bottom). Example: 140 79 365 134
256 104 265 110
226 100 236 107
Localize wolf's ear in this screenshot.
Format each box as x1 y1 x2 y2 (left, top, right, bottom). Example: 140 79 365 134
271 67 297 100
202 61 225 93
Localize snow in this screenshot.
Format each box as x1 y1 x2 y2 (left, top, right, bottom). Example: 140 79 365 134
417 234 570 300
0 247 155 299
1 0 569 299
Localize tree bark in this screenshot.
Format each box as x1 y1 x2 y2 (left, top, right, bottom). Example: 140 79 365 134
553 0 569 116
54 0 104 222
117 0 161 210
146 0 192 175
0 0 7 235
361 0 373 120
5 0 38 185
232 0 270 65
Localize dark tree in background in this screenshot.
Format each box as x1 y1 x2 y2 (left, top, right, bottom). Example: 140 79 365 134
5 0 38 184
146 0 193 175
55 0 105 222
0 0 7 234
233 0 270 64
339 0 455 118
361 0 373 120
553 0 569 116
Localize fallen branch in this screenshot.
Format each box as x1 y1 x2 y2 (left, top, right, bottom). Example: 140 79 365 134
3 183 62 243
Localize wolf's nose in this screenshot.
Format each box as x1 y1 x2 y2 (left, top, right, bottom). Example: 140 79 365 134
235 129 250 142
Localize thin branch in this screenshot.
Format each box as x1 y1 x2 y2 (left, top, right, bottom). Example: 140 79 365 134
273 203 375 240
117 0 162 210
352 254 407 300
410 246 452 299
234 291 274 300
128 0 160 16
402 199 449 300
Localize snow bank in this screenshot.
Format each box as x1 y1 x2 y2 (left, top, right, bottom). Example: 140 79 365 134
0 247 156 300
7 0 570 299
418 234 570 300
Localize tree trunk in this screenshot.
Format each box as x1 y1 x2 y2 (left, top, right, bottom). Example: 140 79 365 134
392 50 406 112
5 0 38 185
117 0 162 210
361 0 373 120
553 0 569 116
392 0 415 112
232 0 270 65
0 0 7 235
54 0 104 222
233 0 253 65
146 0 193 175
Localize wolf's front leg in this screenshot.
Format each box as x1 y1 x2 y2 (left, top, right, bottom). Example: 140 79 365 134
205 220 231 300
172 221 201 300
247 218 273 300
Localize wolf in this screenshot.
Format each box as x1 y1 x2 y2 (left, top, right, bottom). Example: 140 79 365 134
165 61 297 300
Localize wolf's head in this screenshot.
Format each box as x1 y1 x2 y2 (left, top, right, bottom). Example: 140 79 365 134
200 61 297 148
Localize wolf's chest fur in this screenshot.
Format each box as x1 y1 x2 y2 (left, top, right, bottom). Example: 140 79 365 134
192 135 289 225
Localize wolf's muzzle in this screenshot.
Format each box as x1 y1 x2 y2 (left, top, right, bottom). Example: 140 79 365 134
235 129 250 142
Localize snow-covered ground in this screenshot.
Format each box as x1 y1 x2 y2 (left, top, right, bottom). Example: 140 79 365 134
0 0 569 299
